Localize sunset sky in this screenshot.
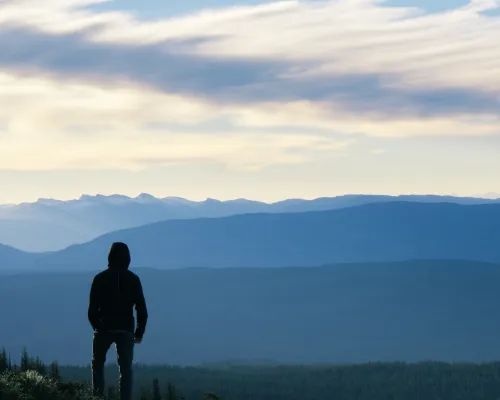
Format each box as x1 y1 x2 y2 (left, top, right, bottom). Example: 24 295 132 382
0 0 499 203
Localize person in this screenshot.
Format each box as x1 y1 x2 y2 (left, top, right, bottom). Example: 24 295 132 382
88 242 148 400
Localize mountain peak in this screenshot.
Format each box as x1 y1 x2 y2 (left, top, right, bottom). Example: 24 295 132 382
78 194 132 202
134 193 161 203
35 198 63 206
162 196 195 205
136 193 156 199
203 198 222 204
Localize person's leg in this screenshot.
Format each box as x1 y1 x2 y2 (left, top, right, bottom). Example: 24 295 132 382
92 331 113 397
115 332 135 400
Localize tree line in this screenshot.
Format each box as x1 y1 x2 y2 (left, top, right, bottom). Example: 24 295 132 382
4 348 500 399
61 360 500 400
0 348 214 399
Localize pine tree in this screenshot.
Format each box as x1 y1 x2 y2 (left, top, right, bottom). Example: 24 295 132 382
50 361 61 381
20 347 29 372
0 347 8 373
166 383 178 400
152 378 161 400
35 356 46 375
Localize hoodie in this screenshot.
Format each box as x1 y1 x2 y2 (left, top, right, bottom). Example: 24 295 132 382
88 242 148 337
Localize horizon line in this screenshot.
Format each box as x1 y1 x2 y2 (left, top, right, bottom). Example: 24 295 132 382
2 192 500 208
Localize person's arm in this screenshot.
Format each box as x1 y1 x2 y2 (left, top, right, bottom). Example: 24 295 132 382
88 276 102 331
134 276 148 339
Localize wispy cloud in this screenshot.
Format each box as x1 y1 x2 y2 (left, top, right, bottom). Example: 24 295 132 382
0 0 499 171
0 71 352 171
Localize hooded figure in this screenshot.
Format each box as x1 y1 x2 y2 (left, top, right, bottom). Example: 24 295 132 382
88 242 148 400
108 241 131 268
107 242 131 309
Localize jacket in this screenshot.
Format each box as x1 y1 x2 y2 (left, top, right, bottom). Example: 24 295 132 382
88 242 148 337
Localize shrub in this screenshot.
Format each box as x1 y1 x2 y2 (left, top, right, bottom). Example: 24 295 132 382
0 370 99 400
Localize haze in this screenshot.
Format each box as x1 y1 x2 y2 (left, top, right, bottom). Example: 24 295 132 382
0 0 499 204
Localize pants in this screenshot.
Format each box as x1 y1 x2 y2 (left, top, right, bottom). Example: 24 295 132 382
92 331 135 400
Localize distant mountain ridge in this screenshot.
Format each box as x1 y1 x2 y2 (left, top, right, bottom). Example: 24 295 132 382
1 201 498 272
1 193 499 252
0 243 40 271
9 193 499 208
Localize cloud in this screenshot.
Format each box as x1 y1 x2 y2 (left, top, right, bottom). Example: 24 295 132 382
0 0 499 172
0 71 353 171
1 0 500 116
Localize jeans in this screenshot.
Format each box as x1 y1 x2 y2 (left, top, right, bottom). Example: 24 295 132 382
92 331 135 400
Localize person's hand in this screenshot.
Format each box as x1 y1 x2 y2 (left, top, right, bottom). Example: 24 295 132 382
134 335 143 344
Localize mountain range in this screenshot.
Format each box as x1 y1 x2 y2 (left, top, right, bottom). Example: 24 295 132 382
1 193 499 252
2 260 500 365
1 201 500 272
2 194 500 365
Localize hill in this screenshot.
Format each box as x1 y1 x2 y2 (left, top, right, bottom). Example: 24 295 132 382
2 260 500 365
25 202 500 271
0 244 40 272
0 194 498 252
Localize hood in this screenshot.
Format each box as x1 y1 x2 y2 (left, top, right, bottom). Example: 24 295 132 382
108 242 131 270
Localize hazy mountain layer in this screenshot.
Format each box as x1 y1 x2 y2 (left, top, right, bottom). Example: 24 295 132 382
0 244 40 272
1 194 498 251
21 202 500 271
2 260 500 365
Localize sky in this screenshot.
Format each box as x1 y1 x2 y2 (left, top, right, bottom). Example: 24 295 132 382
0 0 499 204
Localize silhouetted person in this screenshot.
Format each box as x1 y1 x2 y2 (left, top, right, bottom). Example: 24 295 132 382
88 242 148 400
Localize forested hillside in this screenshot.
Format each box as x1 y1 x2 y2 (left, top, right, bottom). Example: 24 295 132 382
3 349 500 400
62 361 500 400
